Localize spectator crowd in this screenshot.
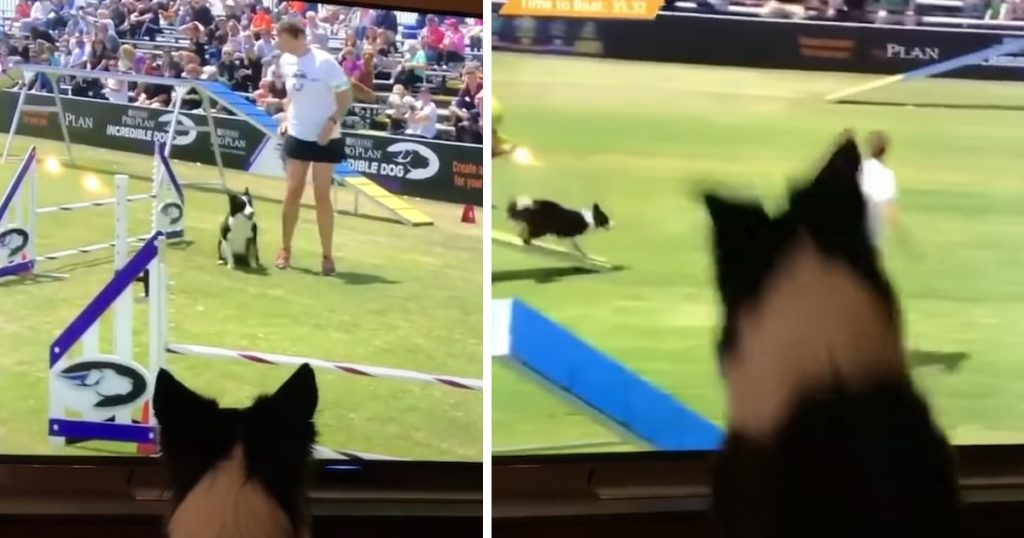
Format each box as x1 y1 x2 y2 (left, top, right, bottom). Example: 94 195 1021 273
0 0 484 143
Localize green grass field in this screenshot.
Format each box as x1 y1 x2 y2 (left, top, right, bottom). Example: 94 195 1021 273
0 136 482 460
492 53 1024 453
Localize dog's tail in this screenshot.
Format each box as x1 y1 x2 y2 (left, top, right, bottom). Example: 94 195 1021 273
506 196 533 221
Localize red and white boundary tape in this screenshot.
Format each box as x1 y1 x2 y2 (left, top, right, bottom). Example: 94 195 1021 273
166 343 483 391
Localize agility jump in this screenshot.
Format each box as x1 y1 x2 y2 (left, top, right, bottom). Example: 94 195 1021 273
47 230 482 454
0 145 184 280
492 229 613 271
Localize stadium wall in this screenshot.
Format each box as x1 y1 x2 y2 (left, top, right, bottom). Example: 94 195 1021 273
492 7 1024 81
0 90 483 206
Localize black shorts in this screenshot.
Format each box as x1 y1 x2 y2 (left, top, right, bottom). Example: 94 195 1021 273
282 134 345 164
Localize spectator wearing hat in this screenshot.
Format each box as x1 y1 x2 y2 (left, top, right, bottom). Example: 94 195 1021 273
441 18 466 66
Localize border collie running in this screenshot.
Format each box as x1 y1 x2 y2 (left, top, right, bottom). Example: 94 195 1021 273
506 196 613 257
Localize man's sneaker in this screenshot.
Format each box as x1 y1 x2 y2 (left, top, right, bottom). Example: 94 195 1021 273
321 256 336 276
275 249 290 270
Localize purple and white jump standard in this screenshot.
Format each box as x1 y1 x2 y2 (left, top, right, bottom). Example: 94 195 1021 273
0 144 184 281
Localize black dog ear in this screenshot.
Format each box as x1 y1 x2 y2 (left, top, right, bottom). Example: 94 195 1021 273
704 193 771 253
153 368 218 425
244 187 251 196
704 192 774 307
789 132 867 248
268 364 318 423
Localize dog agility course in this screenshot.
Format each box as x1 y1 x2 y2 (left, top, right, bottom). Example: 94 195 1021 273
492 52 1024 453
0 136 482 460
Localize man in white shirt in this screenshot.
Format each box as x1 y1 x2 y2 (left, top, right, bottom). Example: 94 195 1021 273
859 131 898 249
275 19 352 276
404 87 438 139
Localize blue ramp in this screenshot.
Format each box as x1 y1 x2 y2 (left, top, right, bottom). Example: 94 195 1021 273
508 300 723 451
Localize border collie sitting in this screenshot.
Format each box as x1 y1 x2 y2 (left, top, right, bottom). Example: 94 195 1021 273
506 196 613 257
153 364 318 538
218 188 260 269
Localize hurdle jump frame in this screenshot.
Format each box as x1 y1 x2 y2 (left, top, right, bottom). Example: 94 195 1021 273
48 231 482 453
0 144 184 279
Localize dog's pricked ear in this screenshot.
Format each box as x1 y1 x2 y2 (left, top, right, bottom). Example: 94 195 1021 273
810 131 861 191
153 369 217 425
268 364 318 423
790 133 868 244
704 193 771 252
244 187 251 196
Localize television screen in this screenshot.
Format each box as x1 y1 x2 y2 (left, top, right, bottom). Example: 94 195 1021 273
0 4 484 462
491 6 1024 455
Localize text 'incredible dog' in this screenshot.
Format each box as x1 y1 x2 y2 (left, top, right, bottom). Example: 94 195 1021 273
704 132 960 538
153 364 318 538
218 188 260 269
506 196 613 258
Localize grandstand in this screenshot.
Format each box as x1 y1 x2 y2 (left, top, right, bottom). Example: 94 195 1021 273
0 1 484 143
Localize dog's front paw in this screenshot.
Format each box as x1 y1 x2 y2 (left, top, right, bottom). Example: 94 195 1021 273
217 259 226 266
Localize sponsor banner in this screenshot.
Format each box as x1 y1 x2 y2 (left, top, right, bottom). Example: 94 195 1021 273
0 90 483 206
493 6 1024 81
343 133 483 206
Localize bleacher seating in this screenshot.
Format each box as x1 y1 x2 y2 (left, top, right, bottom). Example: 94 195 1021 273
0 3 484 143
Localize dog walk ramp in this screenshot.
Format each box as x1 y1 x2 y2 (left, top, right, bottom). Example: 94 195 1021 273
339 170 433 227
198 81 433 227
492 230 613 270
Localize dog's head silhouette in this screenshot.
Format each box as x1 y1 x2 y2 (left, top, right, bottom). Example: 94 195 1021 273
153 364 318 538
704 132 959 537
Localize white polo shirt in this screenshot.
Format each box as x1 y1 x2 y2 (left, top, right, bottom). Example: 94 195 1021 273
859 157 897 243
278 46 350 142
405 100 438 139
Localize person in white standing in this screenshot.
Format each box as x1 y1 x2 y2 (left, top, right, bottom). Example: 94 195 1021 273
859 131 899 250
274 19 352 276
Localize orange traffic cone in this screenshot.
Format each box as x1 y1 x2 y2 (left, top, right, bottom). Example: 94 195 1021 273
136 401 157 455
461 204 476 224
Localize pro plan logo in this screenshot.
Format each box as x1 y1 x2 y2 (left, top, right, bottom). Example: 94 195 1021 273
51 356 150 419
344 136 441 180
159 113 197 146
103 108 197 147
386 142 441 180
798 36 854 59
873 43 940 61
0 227 30 264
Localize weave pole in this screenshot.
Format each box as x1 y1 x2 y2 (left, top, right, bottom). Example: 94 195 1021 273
165 343 483 391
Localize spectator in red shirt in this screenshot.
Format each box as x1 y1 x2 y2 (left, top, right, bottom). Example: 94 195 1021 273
14 0 30 20
419 15 444 63
251 7 273 33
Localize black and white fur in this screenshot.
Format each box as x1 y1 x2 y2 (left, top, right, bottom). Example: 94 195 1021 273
218 188 260 269
506 196 613 257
